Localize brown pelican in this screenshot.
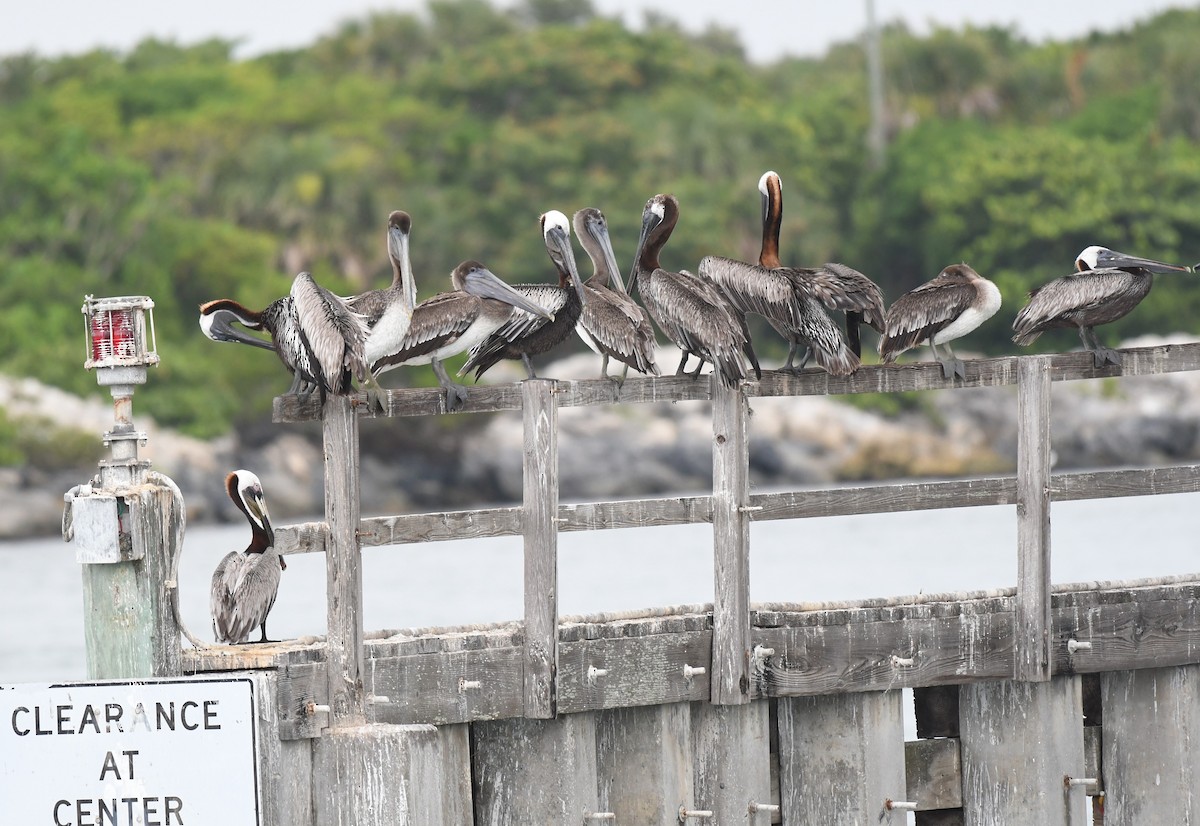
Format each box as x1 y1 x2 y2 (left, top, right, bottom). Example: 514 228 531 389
370 260 554 411
349 211 418 370
460 210 587 381
211 470 284 645
1013 245 1192 367
880 263 1001 378
631 194 757 387
699 171 880 376
199 271 371 402
572 207 660 382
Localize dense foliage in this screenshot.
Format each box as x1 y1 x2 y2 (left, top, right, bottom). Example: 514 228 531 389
3 1 1200 437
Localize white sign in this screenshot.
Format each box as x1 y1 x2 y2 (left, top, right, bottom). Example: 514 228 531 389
1 677 260 826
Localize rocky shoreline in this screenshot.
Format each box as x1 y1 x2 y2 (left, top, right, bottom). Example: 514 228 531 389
5 335 1199 540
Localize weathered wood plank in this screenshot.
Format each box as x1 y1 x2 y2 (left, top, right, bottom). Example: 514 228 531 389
276 660 329 740
960 677 1085 826
692 701 772 821
255 672 314 826
557 631 712 713
596 703 693 824
274 342 1200 421
711 377 752 705
522 378 558 718
322 395 366 727
1102 665 1200 824
1015 356 1052 682
1052 596 1200 675
364 647 524 726
906 737 962 811
472 713 599 822
778 691 907 821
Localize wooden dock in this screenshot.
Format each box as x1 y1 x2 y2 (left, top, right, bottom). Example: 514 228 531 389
144 343 1200 823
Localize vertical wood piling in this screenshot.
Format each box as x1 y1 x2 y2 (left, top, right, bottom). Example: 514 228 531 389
692 701 771 821
1101 665 1200 824
522 378 559 719
1015 355 1052 682
322 395 365 726
711 377 751 705
595 703 693 823
960 677 1085 825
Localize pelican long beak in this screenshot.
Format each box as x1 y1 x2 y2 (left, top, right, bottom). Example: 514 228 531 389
1098 248 1192 273
546 226 587 309
593 221 628 295
200 309 276 350
628 204 662 289
466 266 554 320
388 223 417 311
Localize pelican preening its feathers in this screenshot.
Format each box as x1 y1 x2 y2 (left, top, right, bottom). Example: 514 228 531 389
199 271 371 401
573 207 660 382
210 470 284 645
1013 246 1193 367
881 264 1002 379
370 260 554 411
632 194 759 388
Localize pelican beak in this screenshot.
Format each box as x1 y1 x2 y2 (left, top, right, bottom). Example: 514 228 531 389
1097 248 1192 273
628 203 662 287
471 266 555 320
199 308 276 350
546 227 587 308
593 220 628 295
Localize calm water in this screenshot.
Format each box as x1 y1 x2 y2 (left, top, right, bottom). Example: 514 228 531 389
3 490 1198 684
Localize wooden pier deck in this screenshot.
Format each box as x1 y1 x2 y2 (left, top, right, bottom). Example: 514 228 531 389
173 342 1200 825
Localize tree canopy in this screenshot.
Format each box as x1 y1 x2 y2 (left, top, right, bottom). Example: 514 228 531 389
3 2 1200 437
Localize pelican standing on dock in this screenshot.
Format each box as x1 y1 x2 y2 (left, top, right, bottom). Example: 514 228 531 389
573 207 660 382
632 193 756 387
1012 245 1192 367
349 211 418 370
461 210 587 381
199 272 371 402
370 260 554 411
880 263 1001 379
211 470 285 645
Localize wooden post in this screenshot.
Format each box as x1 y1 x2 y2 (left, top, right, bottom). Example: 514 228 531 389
1102 665 1200 824
595 703 693 823
778 692 907 823
81 483 182 679
913 686 963 825
523 379 559 719
323 395 365 726
711 377 751 705
473 713 598 821
1015 355 1052 682
960 677 1085 825
692 701 771 821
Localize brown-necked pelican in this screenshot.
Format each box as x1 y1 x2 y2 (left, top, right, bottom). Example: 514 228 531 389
460 210 587 381
370 260 554 411
1013 245 1192 367
572 207 660 382
211 470 284 645
349 211 418 369
700 171 879 376
631 194 757 387
199 272 371 402
880 263 1001 379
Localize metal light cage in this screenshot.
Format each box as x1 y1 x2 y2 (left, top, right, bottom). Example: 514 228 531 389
82 295 159 371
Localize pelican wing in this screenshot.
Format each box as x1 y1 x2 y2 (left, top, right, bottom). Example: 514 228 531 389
290 272 371 390
210 552 242 643
345 287 392 328
880 276 977 360
372 292 477 370
808 263 888 331
1013 269 1144 342
462 283 563 367
579 286 659 374
212 550 283 644
698 255 800 327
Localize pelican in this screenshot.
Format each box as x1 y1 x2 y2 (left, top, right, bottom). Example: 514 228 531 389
699 170 879 376
1013 245 1192 367
199 271 371 403
631 193 757 387
349 210 418 369
572 207 660 382
460 210 587 381
370 260 554 411
880 263 1001 379
210 470 284 645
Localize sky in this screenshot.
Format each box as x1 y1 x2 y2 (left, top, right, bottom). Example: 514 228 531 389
4 1 1196 64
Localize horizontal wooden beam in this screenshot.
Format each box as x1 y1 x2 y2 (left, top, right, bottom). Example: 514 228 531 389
273 342 1200 422
271 464 1200 555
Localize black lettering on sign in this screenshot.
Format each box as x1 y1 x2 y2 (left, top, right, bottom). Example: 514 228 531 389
105 703 123 733
57 704 73 735
35 706 51 735
12 706 29 736
52 800 70 826
156 702 175 731
165 796 184 825
98 751 119 781
203 700 220 730
78 704 101 734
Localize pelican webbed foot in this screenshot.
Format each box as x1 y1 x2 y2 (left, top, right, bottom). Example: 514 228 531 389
432 358 469 413
938 358 967 380
1090 347 1122 368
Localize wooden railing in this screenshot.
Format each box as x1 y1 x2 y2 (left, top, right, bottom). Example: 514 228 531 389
269 341 1200 724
